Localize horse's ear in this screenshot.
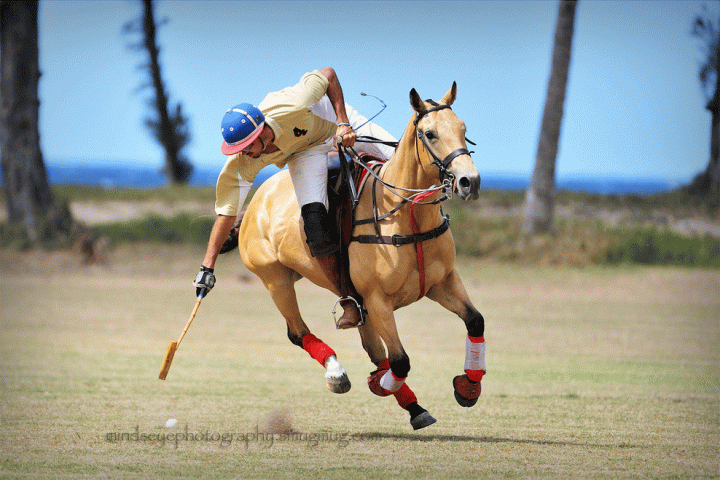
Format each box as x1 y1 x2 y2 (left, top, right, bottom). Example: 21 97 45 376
410 88 425 113
441 82 457 106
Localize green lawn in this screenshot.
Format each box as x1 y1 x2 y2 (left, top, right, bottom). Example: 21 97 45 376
1 247 718 479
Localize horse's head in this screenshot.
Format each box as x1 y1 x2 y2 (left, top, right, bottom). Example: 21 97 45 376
409 83 481 201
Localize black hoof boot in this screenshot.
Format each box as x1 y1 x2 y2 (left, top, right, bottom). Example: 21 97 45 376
407 402 437 430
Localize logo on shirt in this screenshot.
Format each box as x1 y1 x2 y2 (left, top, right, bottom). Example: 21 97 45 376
293 127 308 137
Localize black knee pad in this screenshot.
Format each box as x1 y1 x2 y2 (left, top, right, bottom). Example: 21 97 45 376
301 202 338 257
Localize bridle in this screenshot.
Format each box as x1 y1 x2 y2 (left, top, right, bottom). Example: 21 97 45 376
340 100 477 215
413 101 475 185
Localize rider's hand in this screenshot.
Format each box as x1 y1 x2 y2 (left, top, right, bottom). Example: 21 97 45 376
335 124 356 149
193 265 215 297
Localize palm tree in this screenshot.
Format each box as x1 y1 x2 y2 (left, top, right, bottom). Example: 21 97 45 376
521 0 578 235
1 0 72 244
123 0 192 184
691 7 720 196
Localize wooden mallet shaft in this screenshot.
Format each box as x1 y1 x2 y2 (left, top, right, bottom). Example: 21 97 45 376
159 295 204 380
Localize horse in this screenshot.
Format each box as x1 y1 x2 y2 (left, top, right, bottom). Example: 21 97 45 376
237 83 485 430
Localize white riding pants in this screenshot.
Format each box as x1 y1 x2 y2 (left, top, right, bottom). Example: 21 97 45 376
288 96 397 209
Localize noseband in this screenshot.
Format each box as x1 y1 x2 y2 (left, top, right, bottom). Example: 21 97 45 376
413 102 474 183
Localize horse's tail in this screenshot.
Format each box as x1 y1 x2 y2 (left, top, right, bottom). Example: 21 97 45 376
218 212 244 254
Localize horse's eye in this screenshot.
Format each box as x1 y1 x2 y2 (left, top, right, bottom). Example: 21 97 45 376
425 131 436 140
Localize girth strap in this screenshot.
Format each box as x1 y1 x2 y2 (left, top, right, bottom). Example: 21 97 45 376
350 215 450 247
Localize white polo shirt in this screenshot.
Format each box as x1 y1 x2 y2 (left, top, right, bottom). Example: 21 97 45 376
215 70 337 216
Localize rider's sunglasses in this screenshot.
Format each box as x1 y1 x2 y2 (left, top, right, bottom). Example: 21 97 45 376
241 139 256 155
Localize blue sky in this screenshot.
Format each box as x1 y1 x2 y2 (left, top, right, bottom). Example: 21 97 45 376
38 0 716 184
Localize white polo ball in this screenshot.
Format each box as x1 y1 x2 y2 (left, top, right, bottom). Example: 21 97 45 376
165 418 178 428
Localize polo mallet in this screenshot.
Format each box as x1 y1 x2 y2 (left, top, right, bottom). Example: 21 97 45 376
158 293 205 380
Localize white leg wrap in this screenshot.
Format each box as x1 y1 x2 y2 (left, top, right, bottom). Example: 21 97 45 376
379 369 405 393
464 336 487 373
324 355 346 379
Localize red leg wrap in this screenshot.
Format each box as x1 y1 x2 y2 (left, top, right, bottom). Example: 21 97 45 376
301 334 335 366
393 383 417 409
466 369 485 383
367 358 392 397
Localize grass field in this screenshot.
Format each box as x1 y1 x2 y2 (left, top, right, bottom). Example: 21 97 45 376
1 244 719 479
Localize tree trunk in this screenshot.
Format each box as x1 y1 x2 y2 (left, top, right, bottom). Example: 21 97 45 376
1 0 70 243
141 0 191 184
521 0 577 235
704 62 720 195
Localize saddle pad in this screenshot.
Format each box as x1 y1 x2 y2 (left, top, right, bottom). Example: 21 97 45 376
355 159 386 197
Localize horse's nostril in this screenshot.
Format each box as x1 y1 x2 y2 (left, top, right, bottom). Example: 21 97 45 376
455 175 481 200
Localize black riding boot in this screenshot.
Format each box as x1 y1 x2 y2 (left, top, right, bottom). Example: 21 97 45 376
301 202 363 329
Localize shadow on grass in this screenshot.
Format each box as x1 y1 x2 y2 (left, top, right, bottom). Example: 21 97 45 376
359 432 636 448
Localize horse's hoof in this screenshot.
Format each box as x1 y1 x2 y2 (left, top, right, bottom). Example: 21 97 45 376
410 411 437 430
453 374 481 407
326 372 351 394
367 369 392 397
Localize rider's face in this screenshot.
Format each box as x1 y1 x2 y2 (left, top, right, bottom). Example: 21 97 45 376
241 136 264 159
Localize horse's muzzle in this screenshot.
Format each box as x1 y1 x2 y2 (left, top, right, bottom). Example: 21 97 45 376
455 173 481 201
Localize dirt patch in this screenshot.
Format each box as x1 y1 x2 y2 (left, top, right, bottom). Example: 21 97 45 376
68 199 213 226
0 198 214 226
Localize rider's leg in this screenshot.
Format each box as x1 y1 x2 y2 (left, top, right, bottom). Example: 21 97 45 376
299 202 362 329
289 144 363 329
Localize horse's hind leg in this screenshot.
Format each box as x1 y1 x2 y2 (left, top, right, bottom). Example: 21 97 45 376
260 265 351 394
426 269 486 407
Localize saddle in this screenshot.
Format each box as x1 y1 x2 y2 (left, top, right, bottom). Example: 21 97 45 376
327 151 386 307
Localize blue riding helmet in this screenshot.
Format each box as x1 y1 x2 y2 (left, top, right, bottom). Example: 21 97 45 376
220 103 265 155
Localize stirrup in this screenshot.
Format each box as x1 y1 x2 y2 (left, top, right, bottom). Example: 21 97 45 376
331 296 367 329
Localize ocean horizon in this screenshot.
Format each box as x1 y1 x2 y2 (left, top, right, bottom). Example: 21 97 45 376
0 160 687 196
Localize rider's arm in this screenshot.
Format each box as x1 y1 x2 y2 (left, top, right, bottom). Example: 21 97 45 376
202 214 237 269
318 67 357 147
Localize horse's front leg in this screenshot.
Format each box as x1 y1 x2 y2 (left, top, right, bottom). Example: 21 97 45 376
363 300 410 394
426 268 486 407
359 323 436 429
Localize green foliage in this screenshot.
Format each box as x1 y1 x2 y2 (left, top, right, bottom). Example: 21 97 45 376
444 192 720 268
444 204 518 257
94 212 214 245
0 222 32 250
0 197 75 250
603 227 720 267
87 210 720 268
3 185 716 269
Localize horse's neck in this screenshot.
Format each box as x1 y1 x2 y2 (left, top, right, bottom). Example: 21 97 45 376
378 119 444 229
